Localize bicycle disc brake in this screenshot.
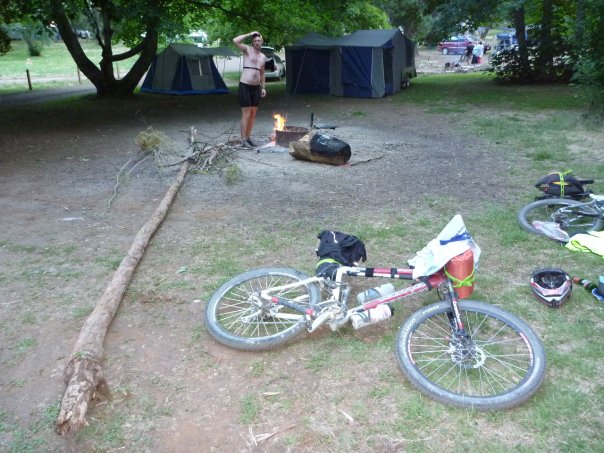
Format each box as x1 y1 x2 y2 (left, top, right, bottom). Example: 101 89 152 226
240 292 280 323
552 211 572 229
448 336 486 369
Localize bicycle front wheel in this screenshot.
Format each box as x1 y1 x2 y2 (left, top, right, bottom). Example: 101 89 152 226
396 300 546 410
518 198 601 237
205 267 321 351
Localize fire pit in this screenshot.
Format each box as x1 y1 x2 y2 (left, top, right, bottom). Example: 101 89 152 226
275 126 309 147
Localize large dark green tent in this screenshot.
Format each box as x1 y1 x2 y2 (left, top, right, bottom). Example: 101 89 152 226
286 29 416 98
141 44 236 95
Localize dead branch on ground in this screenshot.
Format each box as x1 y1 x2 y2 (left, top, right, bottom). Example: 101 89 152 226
170 126 255 179
349 153 386 166
106 153 153 211
105 126 243 213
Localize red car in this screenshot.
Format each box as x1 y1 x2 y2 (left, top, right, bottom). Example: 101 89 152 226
437 36 491 55
437 36 470 55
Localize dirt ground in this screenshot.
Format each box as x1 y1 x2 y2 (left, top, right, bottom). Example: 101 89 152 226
1 55 532 452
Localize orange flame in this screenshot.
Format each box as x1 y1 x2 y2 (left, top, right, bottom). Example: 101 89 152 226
273 113 287 131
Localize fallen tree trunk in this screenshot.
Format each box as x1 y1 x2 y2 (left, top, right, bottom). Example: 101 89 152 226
56 160 189 436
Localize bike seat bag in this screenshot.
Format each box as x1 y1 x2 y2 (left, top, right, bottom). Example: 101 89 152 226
315 230 367 279
535 171 590 200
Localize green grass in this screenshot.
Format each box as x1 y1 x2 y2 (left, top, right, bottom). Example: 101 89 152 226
0 403 60 452
16 338 36 355
76 413 128 450
400 73 586 110
401 74 604 191
248 359 270 377
92 250 124 270
240 393 262 424
304 349 332 373
0 40 242 91
1 40 137 80
71 306 93 319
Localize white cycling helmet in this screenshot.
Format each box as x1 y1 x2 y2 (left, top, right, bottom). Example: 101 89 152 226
530 268 572 308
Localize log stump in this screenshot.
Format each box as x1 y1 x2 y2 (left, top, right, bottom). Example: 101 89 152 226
289 131 351 165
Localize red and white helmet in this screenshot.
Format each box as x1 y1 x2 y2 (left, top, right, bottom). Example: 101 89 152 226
530 268 572 308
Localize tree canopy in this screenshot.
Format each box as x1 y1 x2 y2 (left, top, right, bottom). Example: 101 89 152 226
1 0 603 102
198 0 390 50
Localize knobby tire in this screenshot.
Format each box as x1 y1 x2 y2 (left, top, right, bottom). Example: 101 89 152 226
517 198 602 237
396 300 546 410
205 267 320 351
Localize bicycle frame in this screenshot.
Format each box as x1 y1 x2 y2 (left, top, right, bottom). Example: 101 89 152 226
555 194 604 226
567 194 604 214
261 264 467 335
589 194 604 214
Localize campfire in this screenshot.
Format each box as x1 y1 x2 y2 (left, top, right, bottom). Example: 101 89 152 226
272 113 309 147
274 113 287 132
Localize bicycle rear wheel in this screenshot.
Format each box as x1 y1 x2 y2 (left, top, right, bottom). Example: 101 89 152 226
518 198 601 237
396 300 546 410
205 267 320 351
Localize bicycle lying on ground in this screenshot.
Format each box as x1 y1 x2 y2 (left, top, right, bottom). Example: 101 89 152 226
518 193 604 238
205 216 546 410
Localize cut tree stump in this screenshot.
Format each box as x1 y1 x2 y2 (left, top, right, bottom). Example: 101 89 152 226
55 160 189 436
289 130 351 165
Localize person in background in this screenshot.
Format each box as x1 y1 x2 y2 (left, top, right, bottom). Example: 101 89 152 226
233 31 267 148
472 41 485 65
462 41 474 64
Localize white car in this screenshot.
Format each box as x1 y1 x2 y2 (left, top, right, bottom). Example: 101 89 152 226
76 29 92 39
188 30 207 47
261 47 285 80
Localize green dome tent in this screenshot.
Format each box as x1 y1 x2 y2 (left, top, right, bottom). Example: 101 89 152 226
141 44 237 95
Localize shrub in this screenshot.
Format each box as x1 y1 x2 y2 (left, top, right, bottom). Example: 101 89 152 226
488 45 573 84
26 40 43 57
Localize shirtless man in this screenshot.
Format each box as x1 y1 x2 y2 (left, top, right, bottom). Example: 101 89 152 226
233 31 267 148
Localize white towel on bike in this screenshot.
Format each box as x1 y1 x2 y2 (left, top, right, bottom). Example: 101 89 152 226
408 215 481 279
566 230 604 258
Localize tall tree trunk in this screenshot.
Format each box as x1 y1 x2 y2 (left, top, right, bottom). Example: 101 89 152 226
56 161 189 436
537 0 554 80
574 0 585 51
512 6 530 81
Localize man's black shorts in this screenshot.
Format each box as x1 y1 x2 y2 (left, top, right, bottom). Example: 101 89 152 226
239 82 261 107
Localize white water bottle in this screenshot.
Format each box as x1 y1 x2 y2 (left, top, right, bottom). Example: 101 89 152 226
356 283 395 304
350 304 392 329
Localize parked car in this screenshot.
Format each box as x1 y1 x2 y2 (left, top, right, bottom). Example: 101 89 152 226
75 29 91 39
1 24 23 40
437 36 470 55
188 30 208 47
437 36 490 55
495 24 544 51
260 47 285 80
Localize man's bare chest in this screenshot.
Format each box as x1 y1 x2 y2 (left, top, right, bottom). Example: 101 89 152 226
245 51 263 68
